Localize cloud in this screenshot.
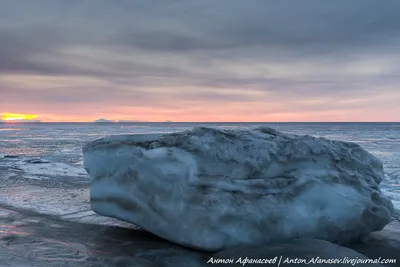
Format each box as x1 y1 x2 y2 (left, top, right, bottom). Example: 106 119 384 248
0 0 399 121
2 1 400 71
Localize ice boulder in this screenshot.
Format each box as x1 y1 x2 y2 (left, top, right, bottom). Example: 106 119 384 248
83 127 394 251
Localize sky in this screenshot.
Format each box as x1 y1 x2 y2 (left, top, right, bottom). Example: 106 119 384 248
1 0 400 122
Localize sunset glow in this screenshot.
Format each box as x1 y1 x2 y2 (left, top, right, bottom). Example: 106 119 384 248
2 113 39 121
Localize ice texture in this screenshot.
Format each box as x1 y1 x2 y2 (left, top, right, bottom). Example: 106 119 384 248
83 127 394 251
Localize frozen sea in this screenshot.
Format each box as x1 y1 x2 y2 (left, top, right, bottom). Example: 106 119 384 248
0 122 399 266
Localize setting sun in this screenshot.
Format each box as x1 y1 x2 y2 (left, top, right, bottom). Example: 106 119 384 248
2 113 39 121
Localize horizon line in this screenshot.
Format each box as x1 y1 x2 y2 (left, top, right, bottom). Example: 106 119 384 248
1 121 399 124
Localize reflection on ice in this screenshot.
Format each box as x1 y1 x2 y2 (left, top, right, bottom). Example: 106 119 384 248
0 185 135 227
0 206 204 267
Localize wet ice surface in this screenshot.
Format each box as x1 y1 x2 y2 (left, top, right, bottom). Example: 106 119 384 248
0 206 206 267
0 167 136 228
0 122 399 266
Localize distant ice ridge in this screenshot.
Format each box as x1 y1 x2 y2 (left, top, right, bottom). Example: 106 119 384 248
94 118 115 123
19 161 88 178
83 127 394 251
0 156 88 179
